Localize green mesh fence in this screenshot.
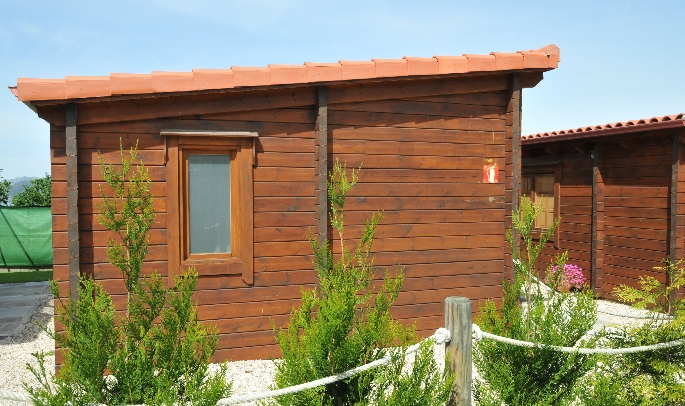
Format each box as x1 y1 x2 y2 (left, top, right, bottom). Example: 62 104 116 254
0 207 53 267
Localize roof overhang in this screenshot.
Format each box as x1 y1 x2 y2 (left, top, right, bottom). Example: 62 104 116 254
11 44 560 105
523 115 685 146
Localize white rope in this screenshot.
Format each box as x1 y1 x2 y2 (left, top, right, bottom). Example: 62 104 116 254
218 328 451 405
597 308 673 320
0 389 33 403
472 323 685 355
0 329 452 406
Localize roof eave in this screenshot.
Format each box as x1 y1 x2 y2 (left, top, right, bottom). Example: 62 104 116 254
27 67 552 107
9 86 38 113
522 120 685 146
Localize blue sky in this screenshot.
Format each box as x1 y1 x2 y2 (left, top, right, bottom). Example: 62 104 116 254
0 0 683 179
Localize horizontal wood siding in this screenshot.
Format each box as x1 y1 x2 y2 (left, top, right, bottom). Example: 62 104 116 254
51 101 318 364
46 76 513 363
533 150 593 282
330 88 508 340
601 135 672 298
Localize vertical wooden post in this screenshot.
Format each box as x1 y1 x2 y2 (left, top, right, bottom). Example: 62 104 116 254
591 143 604 296
669 133 679 313
445 296 472 406
510 74 522 279
166 136 179 287
65 104 80 301
315 86 328 247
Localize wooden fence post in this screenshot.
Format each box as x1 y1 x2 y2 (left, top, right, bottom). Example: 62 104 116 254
445 296 472 406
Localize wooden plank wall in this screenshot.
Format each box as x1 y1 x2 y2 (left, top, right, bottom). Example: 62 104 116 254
600 134 672 298
328 90 508 340
49 76 513 362
533 150 593 282
51 103 319 362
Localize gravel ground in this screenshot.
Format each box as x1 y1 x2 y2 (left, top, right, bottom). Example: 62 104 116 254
0 296 660 406
0 294 54 406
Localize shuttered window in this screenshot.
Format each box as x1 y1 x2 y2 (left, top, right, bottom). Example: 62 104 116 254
521 172 556 230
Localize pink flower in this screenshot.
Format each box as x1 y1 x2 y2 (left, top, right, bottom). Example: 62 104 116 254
549 264 586 291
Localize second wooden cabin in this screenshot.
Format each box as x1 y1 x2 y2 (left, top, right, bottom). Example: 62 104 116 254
522 114 685 298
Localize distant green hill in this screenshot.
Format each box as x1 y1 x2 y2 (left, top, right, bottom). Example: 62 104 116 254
8 177 37 204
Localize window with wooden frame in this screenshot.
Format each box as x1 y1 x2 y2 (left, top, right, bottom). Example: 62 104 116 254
521 165 560 246
163 130 257 285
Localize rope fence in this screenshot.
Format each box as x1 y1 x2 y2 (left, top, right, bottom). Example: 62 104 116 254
471 324 685 355
0 329 452 406
3 296 685 405
0 389 32 404
596 308 674 320
218 328 451 405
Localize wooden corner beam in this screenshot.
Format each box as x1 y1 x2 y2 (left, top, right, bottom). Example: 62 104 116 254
510 73 522 279
65 103 80 301
315 87 328 248
669 132 679 313
591 142 605 296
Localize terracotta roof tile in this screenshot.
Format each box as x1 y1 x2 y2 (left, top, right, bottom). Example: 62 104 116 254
522 114 685 144
151 71 194 93
268 64 307 85
517 51 550 69
371 58 408 77
12 44 560 102
491 52 524 70
536 44 560 68
231 66 271 87
192 69 234 91
111 73 153 95
65 76 110 99
304 62 342 82
339 60 376 80
17 78 66 100
434 55 469 74
464 54 497 71
403 56 439 75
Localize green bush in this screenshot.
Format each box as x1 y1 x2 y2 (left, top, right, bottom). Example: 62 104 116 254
473 197 597 406
269 160 453 406
613 257 685 317
365 338 454 406
25 142 231 405
0 168 10 206
575 257 685 405
12 173 51 207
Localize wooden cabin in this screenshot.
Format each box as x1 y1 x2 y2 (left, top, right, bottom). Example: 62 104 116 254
11 45 559 361
521 114 685 299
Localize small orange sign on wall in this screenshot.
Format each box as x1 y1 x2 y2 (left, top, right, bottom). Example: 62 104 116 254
483 162 499 183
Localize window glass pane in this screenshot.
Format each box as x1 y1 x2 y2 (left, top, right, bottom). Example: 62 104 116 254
188 154 231 254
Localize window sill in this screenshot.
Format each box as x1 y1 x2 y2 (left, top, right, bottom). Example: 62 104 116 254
180 259 243 276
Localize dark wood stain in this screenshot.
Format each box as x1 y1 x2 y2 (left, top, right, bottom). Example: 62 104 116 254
44 76 519 361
